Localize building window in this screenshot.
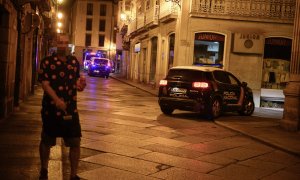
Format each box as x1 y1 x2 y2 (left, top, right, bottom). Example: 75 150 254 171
100 4 107 16
85 34 91 46
193 32 225 66
86 19 92 31
146 0 150 10
87 3 93 15
99 20 106 32
99 35 105 47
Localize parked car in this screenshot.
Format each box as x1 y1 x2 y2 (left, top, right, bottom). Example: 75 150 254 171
158 66 255 119
87 57 112 78
83 51 106 70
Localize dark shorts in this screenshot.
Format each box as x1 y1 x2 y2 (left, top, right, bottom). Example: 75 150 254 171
41 131 81 147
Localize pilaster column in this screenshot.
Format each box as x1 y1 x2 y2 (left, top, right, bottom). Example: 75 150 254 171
280 1 300 131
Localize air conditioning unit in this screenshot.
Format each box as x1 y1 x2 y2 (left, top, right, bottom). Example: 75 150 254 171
232 33 264 54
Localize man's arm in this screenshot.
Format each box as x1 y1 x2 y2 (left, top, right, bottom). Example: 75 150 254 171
41 81 66 111
76 76 86 92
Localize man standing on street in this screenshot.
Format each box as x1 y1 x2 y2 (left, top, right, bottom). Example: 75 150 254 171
38 45 86 180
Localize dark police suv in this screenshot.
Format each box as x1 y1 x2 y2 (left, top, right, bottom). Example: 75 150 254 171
87 57 112 78
158 66 255 119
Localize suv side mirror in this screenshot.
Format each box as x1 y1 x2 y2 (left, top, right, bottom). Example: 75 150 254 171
241 82 248 87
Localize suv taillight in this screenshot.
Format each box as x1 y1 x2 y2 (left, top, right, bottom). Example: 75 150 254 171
192 82 209 88
159 80 168 86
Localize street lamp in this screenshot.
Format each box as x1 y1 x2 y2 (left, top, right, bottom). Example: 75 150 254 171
120 13 127 21
57 12 63 19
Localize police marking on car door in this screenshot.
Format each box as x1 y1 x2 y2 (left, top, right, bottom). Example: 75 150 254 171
223 91 238 100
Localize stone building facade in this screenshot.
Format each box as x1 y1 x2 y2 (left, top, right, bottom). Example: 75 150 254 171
70 0 118 65
118 0 296 111
0 0 51 119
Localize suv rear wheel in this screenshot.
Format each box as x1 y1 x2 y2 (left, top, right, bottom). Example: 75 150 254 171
207 98 221 119
160 106 174 115
239 99 254 116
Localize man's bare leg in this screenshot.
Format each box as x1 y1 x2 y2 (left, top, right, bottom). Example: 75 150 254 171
69 146 80 179
39 142 51 179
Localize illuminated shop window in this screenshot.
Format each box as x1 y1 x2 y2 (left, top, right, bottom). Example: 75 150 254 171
261 37 292 109
193 33 224 67
262 37 292 90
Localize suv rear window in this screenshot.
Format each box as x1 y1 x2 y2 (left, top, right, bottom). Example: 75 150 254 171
167 69 210 82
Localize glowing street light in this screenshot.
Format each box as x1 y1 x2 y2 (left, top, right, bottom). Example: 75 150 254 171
57 22 62 28
120 13 127 21
57 12 63 19
57 28 61 33
57 0 63 4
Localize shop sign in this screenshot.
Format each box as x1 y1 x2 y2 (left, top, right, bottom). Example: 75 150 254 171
265 38 292 46
233 33 264 54
134 43 141 53
195 33 225 42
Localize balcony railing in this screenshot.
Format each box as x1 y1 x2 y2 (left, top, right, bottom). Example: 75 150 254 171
145 6 159 26
191 0 295 23
128 18 137 35
160 1 179 22
137 12 145 29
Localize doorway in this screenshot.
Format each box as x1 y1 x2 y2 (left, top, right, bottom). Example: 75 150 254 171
0 6 9 118
150 37 158 83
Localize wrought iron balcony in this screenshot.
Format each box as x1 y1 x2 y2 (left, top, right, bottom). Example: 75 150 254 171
145 5 159 27
191 0 295 23
137 12 145 29
159 1 179 23
127 18 137 35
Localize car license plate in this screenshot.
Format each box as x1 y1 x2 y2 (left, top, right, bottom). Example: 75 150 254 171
171 87 187 93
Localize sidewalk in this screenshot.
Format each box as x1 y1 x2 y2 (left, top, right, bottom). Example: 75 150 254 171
110 73 300 157
0 88 63 179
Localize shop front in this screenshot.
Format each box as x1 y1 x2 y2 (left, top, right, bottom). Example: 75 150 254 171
193 32 225 67
261 37 292 110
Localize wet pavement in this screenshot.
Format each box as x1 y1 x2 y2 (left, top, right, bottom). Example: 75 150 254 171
0 73 299 180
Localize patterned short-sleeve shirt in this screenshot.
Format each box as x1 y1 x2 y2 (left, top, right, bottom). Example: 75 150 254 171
38 55 81 137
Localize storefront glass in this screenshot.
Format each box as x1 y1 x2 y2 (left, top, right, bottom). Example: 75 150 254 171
261 37 292 109
193 33 225 67
262 37 291 89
